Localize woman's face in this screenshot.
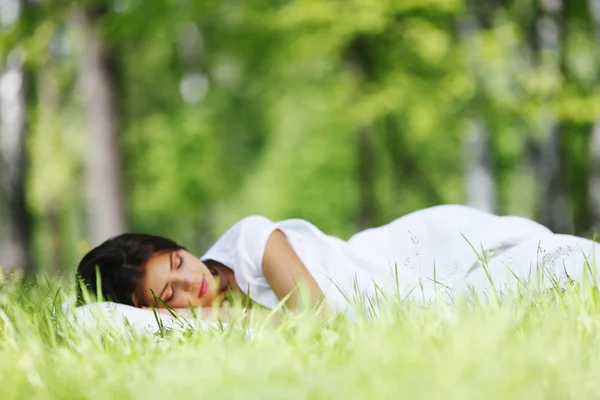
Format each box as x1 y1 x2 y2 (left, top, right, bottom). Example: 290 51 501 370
135 249 226 309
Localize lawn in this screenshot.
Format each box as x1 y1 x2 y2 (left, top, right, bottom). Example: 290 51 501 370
1 278 600 399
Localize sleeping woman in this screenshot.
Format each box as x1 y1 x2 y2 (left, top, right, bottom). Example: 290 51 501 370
76 204 600 318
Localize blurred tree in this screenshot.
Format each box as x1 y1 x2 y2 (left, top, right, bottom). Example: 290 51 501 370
459 0 497 214
587 0 600 230
0 49 31 276
345 38 376 231
536 0 572 233
73 4 126 246
3 0 600 278
0 0 32 276
589 122 600 230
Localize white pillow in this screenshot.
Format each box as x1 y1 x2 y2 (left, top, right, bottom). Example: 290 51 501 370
65 302 222 334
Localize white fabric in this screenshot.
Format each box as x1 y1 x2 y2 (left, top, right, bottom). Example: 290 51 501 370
66 302 222 333
202 205 600 314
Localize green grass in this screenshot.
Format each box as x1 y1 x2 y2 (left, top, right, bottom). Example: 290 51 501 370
2 277 600 400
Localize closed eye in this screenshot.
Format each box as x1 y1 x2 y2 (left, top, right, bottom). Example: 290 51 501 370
165 254 183 302
165 286 174 303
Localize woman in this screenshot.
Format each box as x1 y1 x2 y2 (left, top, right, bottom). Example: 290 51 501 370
76 205 600 317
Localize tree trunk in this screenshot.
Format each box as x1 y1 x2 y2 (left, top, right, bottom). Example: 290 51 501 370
345 39 376 230
537 0 572 233
465 119 496 214
539 123 571 232
73 6 126 246
588 123 600 229
356 126 375 230
590 0 600 46
383 116 444 205
458 5 497 214
0 49 31 276
587 0 600 229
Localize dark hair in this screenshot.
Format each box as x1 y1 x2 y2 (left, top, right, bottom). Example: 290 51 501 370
76 233 184 307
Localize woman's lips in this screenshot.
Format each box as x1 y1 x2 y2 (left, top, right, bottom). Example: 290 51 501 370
199 277 208 298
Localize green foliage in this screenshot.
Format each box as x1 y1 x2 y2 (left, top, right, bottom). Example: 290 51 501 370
2 0 600 271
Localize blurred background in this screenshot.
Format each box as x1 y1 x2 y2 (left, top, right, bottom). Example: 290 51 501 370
0 0 599 278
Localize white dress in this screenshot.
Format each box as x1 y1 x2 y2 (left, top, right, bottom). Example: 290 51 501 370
201 205 600 314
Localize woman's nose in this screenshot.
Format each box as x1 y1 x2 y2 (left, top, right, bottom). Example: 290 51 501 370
177 274 194 291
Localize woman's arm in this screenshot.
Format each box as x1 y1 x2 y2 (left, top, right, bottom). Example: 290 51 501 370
261 229 327 311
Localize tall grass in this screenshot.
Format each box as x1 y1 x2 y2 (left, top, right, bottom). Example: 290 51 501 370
1 275 600 399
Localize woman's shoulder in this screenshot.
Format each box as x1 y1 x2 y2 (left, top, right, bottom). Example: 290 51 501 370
202 216 277 262
222 216 278 242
